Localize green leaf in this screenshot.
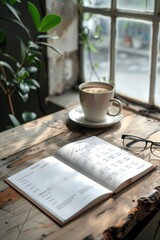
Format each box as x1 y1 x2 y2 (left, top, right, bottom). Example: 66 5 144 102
22 111 37 122
0 61 15 74
24 52 41 68
80 32 88 44
28 41 39 49
19 82 30 94
17 68 29 81
39 14 61 32
6 3 22 23
94 63 99 68
9 0 19 4
32 56 41 68
18 91 28 102
93 25 102 39
37 41 62 55
27 66 38 73
26 78 40 88
89 42 97 53
1 53 17 63
0 0 20 4
37 34 59 40
30 79 40 88
17 37 26 61
25 55 34 66
27 1 41 31
7 0 21 4
8 114 20 127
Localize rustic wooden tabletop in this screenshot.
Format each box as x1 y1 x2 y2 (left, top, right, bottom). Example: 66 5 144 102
0 106 160 240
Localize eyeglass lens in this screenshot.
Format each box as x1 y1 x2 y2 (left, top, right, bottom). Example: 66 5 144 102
123 135 160 158
123 136 146 152
151 142 160 157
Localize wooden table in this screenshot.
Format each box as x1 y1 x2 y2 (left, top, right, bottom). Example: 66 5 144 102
0 106 160 240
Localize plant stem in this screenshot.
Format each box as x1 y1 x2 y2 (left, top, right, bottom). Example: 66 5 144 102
87 42 101 81
0 81 7 94
0 66 7 94
7 92 15 116
0 65 15 115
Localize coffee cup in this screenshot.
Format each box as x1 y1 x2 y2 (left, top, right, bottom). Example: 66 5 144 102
79 82 122 122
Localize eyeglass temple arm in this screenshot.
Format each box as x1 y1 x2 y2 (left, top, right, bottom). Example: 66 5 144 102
126 139 142 148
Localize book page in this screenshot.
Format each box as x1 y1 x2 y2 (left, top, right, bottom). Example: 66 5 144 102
6 156 111 224
55 136 154 192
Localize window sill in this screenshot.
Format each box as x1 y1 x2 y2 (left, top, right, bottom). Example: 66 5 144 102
46 89 79 109
117 94 160 121
47 90 160 121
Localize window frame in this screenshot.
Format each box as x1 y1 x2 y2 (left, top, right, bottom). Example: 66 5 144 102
80 0 160 107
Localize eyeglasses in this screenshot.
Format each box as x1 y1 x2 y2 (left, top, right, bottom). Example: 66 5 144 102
122 134 160 158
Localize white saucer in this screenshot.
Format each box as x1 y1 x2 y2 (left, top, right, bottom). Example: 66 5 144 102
68 106 123 128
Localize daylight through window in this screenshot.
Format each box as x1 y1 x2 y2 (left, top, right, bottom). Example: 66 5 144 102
80 0 160 108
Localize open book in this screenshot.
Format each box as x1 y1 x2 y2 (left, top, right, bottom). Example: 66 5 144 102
5 136 156 225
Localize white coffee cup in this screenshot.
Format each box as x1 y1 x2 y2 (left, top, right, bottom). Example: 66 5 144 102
79 82 122 122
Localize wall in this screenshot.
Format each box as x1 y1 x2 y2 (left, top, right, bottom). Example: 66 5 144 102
46 0 79 95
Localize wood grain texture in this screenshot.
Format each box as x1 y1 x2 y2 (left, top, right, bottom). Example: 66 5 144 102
0 106 160 240
0 109 69 160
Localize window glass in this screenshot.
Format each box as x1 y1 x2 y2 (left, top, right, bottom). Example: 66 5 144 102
82 13 110 82
155 25 160 107
82 0 111 8
115 19 152 103
117 0 154 12
80 0 160 109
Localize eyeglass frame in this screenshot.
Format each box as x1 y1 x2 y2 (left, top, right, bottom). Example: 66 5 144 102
121 134 160 157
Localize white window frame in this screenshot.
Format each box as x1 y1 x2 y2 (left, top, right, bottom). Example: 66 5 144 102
80 0 160 107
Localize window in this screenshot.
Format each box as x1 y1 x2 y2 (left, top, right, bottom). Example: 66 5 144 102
80 0 160 108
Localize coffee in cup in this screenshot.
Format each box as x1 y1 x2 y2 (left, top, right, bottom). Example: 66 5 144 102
79 82 122 122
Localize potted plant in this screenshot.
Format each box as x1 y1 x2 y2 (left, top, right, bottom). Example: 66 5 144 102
0 0 61 130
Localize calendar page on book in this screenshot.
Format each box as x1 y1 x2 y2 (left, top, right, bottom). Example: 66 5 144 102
55 136 154 191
